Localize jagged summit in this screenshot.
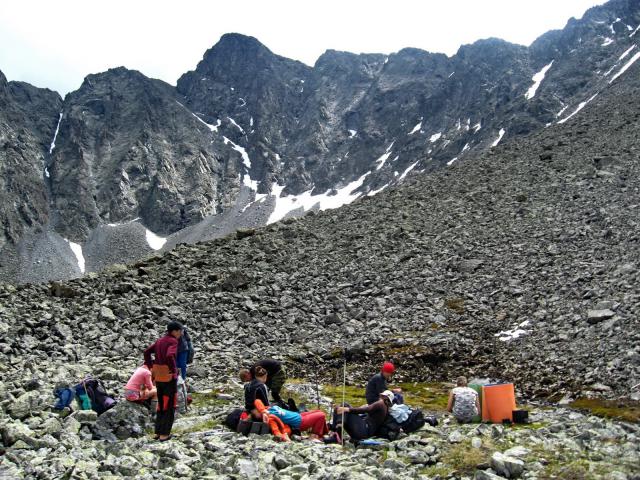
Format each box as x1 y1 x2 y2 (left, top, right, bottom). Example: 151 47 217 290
1 0 640 283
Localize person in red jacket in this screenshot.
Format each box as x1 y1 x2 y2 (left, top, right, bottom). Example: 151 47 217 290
144 321 182 441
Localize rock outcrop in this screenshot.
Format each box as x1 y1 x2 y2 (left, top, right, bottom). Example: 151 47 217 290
1 0 639 282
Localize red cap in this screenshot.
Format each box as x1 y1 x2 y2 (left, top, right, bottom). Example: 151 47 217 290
381 362 395 374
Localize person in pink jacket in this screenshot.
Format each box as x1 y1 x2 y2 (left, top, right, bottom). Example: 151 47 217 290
124 364 157 403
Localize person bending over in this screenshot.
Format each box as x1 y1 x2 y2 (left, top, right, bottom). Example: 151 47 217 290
240 358 287 404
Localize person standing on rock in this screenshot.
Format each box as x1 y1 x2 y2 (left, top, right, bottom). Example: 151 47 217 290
144 321 182 441
447 376 480 424
240 358 287 404
176 326 194 379
366 362 400 404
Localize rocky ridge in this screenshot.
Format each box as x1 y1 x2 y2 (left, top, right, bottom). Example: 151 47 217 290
1 0 640 282
0 22 639 478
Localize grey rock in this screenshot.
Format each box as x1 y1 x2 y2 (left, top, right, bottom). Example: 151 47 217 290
8 391 40 419
491 451 525 478
587 309 615 323
73 409 98 424
93 401 152 441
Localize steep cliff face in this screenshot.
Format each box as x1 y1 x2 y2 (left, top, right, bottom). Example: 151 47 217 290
0 70 62 252
49 67 231 239
1 0 639 283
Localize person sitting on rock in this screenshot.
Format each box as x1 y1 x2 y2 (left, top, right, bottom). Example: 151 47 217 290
447 376 480 424
253 399 329 441
366 362 402 404
334 390 394 441
240 358 287 404
243 365 270 419
124 364 157 406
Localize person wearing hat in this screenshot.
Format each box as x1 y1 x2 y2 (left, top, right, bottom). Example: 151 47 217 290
334 390 394 440
144 320 183 441
365 362 398 405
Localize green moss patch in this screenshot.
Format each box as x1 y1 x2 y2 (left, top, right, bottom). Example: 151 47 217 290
570 398 640 423
190 391 236 409
441 443 490 475
320 381 450 412
445 297 465 314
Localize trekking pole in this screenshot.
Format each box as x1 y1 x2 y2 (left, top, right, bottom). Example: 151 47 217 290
314 362 321 410
341 352 346 445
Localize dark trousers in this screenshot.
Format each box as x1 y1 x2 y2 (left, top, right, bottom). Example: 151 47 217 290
331 405 371 440
267 369 286 402
155 379 177 436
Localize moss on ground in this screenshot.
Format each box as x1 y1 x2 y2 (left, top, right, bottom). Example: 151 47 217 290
569 398 640 423
190 391 236 409
320 381 450 412
422 439 493 477
173 418 218 434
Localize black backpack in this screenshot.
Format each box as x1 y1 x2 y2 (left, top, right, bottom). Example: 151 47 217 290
377 415 403 440
400 409 438 432
81 378 117 415
224 408 244 430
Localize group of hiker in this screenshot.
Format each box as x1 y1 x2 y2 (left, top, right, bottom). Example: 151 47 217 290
129 321 480 443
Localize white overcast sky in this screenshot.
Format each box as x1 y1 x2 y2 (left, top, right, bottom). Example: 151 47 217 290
0 0 606 96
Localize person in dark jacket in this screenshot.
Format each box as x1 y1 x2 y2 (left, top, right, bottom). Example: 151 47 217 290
240 358 287 403
334 390 394 440
144 321 182 441
243 366 270 419
176 326 194 379
365 362 396 404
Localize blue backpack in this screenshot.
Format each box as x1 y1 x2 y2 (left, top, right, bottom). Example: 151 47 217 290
53 387 75 410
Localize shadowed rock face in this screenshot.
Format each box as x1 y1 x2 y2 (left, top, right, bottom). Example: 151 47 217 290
48 67 230 240
0 71 62 254
0 60 638 401
1 0 640 282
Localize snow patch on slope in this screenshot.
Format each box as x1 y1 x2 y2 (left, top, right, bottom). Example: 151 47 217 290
223 137 252 168
496 320 531 342
429 132 442 143
558 93 599 124
49 113 63 154
375 142 395 171
146 229 167 251
408 121 422 135
619 44 637 61
267 173 371 224
525 61 554 100
398 162 418 181
227 117 245 134
64 239 85 273
609 51 640 84
491 129 505 147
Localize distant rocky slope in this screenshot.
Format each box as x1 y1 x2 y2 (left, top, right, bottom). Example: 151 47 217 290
0 0 639 283
1 59 638 401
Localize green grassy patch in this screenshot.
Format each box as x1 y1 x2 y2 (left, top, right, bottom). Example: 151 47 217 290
190 391 237 409
173 418 219 434
437 439 493 476
445 297 465 314
569 398 640 423
320 381 450 412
